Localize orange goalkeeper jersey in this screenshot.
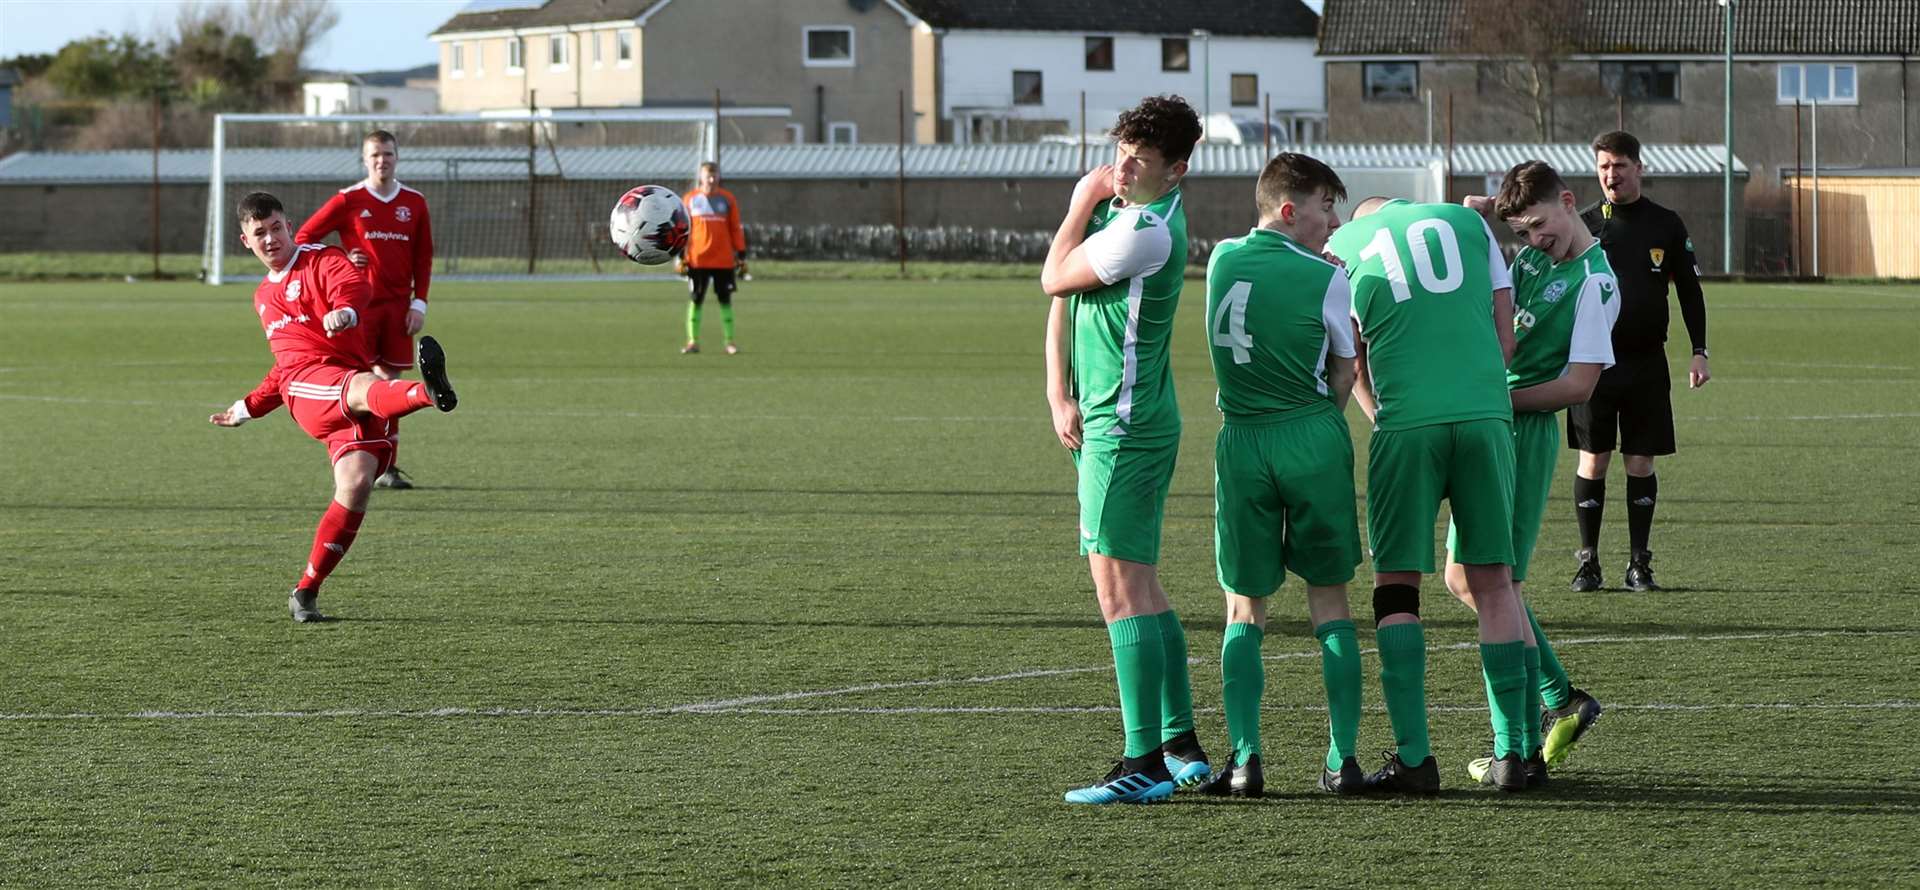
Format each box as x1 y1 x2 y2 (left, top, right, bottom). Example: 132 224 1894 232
683 186 746 269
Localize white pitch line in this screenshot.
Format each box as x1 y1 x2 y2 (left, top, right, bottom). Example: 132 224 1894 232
2 629 1911 724
1687 412 1920 422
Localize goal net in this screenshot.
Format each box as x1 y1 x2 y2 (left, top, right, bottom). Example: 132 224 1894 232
202 109 782 284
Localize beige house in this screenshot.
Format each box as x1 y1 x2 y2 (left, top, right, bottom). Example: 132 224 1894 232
431 0 938 143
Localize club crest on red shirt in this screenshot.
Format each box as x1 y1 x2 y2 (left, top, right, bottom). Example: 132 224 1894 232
395 206 412 222
286 279 302 301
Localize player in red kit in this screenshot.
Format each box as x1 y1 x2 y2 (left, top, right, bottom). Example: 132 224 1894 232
297 129 436 490
213 192 458 623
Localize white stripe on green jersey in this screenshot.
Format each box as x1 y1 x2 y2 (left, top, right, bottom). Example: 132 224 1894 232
1072 188 1188 440
1326 200 1512 432
1508 240 1621 391
1206 227 1357 419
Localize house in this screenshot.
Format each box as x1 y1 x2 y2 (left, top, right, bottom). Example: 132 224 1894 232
1318 0 1920 197
429 0 1324 144
905 0 1323 144
302 65 441 116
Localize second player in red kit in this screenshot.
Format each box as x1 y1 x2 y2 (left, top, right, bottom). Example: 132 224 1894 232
298 129 436 489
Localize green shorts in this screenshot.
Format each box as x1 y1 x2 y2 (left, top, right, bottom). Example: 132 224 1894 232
1074 433 1179 565
1367 417 1516 573
1448 411 1558 581
1214 403 1361 595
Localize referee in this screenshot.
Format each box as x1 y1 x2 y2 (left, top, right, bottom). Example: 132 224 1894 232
1568 130 1710 593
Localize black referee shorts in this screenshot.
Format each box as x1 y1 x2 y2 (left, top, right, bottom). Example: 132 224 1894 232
687 268 737 306
1567 351 1677 456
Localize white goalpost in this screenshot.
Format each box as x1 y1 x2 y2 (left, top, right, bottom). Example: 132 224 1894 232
203 107 787 284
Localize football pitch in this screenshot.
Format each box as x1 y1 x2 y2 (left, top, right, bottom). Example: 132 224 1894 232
2 276 1916 886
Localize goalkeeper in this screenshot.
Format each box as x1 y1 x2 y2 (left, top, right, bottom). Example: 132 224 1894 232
676 161 748 355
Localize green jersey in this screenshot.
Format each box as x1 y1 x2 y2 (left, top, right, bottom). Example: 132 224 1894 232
1508 240 1621 391
1205 228 1356 419
1071 187 1188 440
1326 200 1512 432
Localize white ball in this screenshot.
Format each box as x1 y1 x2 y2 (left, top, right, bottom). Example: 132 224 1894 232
609 185 690 265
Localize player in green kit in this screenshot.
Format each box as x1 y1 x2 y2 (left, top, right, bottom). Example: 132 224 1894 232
1327 197 1538 792
1041 96 1208 805
1446 161 1618 786
1193 153 1366 798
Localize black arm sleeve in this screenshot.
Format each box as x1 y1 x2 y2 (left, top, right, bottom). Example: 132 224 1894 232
1670 219 1707 351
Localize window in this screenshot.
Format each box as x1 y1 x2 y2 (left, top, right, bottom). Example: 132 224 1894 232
549 34 568 69
451 43 464 76
617 30 633 64
786 123 805 144
508 36 524 71
1363 62 1417 101
805 26 854 67
1085 36 1114 71
1013 70 1043 106
593 32 602 66
371 97 390 112
1601 61 1680 101
474 43 484 77
1778 62 1858 104
1162 37 1189 72
1231 73 1258 106
829 121 858 144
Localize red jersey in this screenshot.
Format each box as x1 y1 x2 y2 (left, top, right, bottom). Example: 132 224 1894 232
683 186 746 269
241 244 374 417
295 181 434 308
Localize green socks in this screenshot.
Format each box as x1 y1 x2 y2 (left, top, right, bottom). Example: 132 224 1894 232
1316 619 1362 772
720 304 735 343
1375 622 1431 765
1522 645 1544 757
1481 640 1529 759
1156 610 1196 741
1220 622 1264 763
686 303 701 343
1107 615 1165 758
1528 605 1572 709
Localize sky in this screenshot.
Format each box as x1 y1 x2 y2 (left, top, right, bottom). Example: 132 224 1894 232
1 0 1328 75
0 0 470 73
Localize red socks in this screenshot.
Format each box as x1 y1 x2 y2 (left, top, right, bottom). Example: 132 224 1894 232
299 500 365 592
363 378 435 420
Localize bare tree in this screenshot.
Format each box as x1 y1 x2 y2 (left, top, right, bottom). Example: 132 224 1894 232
1456 0 1588 141
243 0 341 106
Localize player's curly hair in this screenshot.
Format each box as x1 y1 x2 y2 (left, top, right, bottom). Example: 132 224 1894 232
236 191 285 226
1110 95 1203 164
1256 152 1348 221
1494 160 1571 220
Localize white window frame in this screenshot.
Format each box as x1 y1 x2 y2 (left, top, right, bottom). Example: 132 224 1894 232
1363 61 1418 102
617 30 634 67
1777 62 1858 105
828 121 858 144
786 123 805 144
592 31 603 67
549 34 569 71
450 43 465 78
507 36 524 73
803 26 855 68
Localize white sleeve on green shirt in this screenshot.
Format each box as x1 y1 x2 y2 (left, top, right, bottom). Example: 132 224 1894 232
1082 214 1173 286
1482 218 1513 292
1568 273 1620 369
1322 272 1358 359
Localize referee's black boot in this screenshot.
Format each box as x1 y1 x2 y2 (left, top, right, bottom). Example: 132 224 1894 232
1624 550 1660 592
1570 549 1603 592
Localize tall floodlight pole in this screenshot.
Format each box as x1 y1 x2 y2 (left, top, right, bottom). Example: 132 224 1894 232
1721 0 1734 274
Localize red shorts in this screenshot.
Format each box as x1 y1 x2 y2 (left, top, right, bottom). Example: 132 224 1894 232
284 364 396 471
362 300 416 371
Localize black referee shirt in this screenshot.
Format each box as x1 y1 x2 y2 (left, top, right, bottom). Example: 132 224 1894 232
1581 197 1708 357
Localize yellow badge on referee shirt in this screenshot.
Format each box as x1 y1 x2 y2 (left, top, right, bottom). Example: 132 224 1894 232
1649 248 1666 267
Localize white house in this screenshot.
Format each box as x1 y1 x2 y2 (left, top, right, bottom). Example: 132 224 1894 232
910 1 1324 144
302 66 440 116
